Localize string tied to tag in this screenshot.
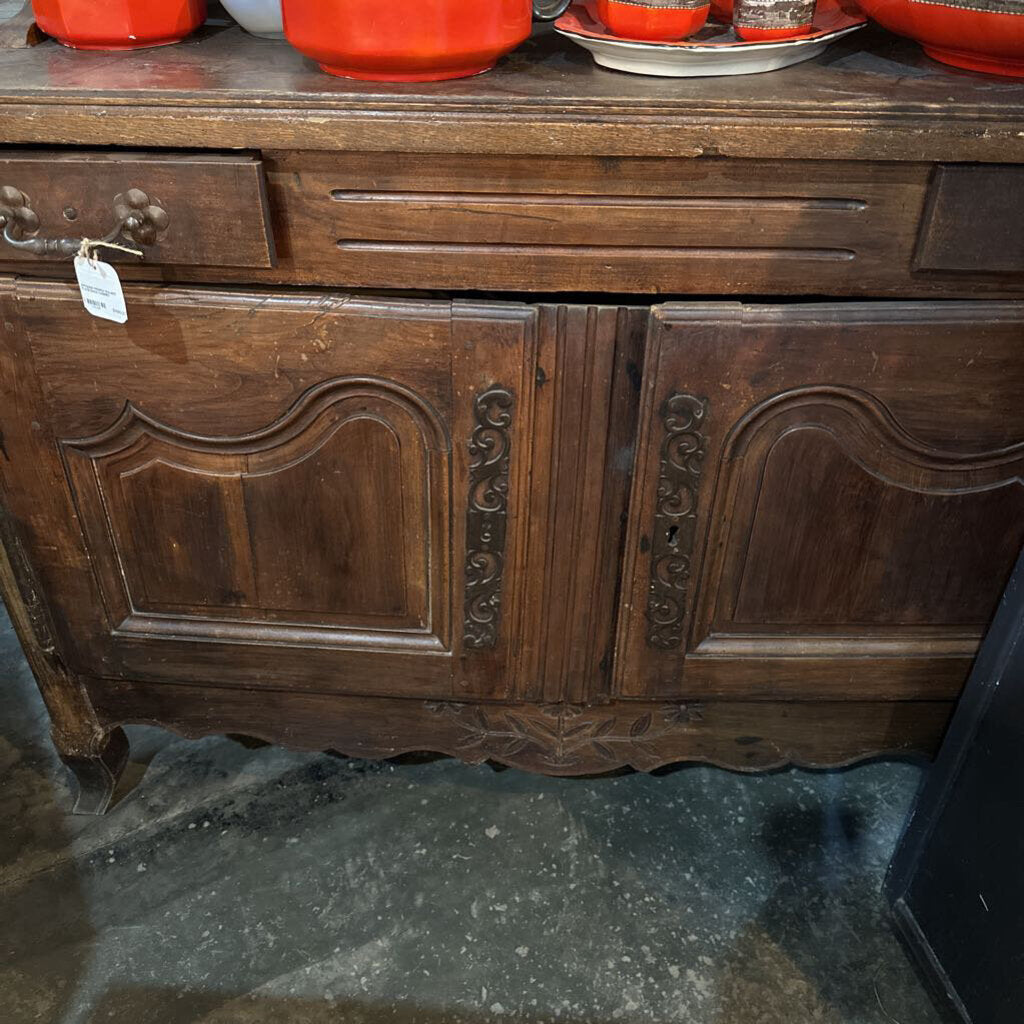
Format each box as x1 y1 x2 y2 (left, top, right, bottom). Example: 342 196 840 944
76 237 144 263
73 240 134 324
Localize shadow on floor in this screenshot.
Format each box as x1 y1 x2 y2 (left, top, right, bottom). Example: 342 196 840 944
0 599 939 1024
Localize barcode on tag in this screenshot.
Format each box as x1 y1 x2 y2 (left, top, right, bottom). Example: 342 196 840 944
74 256 128 324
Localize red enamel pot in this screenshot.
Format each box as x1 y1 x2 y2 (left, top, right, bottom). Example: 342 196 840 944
282 0 538 81
856 0 1024 76
596 0 710 41
31 0 207 50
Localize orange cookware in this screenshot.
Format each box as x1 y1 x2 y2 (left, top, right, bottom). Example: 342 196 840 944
855 0 1024 76
281 0 535 81
595 0 710 41
31 0 207 50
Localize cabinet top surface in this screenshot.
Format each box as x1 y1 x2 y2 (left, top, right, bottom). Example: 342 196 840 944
2 22 1024 159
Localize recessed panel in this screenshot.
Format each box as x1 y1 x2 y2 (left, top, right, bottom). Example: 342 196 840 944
63 379 447 646
120 460 252 612
243 416 417 621
734 428 1024 626
699 385 1024 643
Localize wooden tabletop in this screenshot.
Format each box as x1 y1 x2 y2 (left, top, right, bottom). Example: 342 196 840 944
1 20 1024 160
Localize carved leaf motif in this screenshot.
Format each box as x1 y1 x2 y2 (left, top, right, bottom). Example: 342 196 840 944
468 707 490 732
645 392 709 650
541 751 581 769
524 717 559 743
629 713 653 738
562 721 592 740
421 699 721 774
502 738 531 757
504 713 535 738
463 385 514 650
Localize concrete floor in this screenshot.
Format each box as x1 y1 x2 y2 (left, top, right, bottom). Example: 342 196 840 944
2 601 942 1024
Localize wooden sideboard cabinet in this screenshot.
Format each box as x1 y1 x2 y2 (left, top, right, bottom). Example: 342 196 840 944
1 24 1023 812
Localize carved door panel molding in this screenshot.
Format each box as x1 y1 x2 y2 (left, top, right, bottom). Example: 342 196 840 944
691 384 1024 654
2 280 539 700
616 302 1024 702
63 377 450 650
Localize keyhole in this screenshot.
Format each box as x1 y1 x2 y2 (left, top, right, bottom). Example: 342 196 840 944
667 525 679 548
62 206 79 222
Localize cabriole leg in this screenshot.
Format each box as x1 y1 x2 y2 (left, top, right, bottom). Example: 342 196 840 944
57 726 130 815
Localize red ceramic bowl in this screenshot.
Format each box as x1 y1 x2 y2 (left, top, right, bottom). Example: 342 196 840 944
596 0 710 39
857 0 1024 76
710 0 733 20
31 0 207 50
282 0 533 81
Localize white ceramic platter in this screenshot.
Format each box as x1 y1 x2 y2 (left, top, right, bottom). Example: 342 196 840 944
554 6 865 77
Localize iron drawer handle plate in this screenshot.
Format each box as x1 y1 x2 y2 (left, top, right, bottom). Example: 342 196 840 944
0 186 169 257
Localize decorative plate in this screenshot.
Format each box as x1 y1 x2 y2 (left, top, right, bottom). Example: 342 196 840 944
554 0 866 76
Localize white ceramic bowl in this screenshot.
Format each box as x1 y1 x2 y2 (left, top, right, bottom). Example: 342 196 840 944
220 0 284 39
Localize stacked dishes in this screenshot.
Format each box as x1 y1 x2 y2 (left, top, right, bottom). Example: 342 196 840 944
554 0 865 75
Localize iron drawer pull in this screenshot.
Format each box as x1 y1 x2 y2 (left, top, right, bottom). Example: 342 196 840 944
0 186 169 257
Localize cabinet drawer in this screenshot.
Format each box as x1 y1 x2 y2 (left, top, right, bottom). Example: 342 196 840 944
915 164 1024 273
0 150 275 268
269 152 936 295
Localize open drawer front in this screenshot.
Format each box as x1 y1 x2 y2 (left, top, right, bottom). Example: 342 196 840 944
0 150 275 268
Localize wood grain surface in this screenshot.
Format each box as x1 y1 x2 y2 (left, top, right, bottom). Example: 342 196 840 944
0 26 1023 160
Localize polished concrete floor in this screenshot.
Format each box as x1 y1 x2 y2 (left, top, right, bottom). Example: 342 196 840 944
1 601 942 1024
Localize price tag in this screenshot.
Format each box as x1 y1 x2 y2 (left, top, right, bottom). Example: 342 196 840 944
74 256 128 324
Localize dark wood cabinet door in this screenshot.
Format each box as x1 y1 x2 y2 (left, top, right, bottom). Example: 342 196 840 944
0 279 538 700
616 302 1024 702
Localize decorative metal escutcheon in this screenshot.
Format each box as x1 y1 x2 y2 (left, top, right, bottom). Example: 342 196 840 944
0 185 169 257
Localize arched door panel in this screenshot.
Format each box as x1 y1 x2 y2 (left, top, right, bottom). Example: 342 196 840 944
617 303 1024 702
